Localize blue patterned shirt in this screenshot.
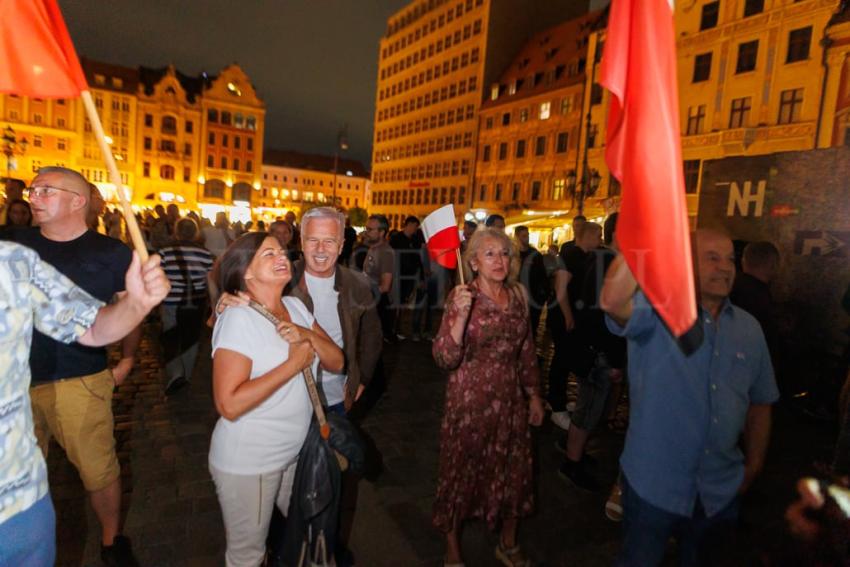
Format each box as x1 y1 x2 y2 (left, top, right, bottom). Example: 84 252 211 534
0 242 102 524
607 291 779 517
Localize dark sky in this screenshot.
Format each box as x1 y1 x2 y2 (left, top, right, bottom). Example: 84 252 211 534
61 0 410 168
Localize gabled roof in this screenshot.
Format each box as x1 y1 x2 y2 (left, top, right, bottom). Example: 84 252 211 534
80 58 139 94
263 149 370 178
482 10 605 109
138 66 213 103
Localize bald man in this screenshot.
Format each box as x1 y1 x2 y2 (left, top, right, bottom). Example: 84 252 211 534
5 166 143 565
600 230 779 567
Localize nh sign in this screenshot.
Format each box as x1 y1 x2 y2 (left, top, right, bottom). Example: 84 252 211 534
719 180 767 217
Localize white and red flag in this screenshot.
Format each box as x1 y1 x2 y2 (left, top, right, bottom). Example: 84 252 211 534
422 204 462 270
600 0 697 337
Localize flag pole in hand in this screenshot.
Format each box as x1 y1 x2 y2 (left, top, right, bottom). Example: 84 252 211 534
80 91 148 261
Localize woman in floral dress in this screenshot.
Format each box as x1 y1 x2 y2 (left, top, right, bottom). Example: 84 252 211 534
432 228 545 567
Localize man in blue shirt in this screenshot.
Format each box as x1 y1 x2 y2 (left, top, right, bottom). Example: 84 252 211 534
601 229 779 566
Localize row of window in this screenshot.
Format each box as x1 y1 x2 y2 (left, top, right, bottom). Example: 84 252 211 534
481 131 572 162
82 144 128 161
207 132 255 151
380 19 483 81
93 94 131 116
207 109 258 130
261 174 360 191
384 0 483 48
375 131 474 163
376 75 478 123
477 178 566 203
691 26 812 83
142 163 191 182
206 155 254 172
489 61 585 102
29 135 68 151
3 109 69 129
375 104 475 143
143 137 192 156
373 159 470 183
202 180 252 202
81 168 129 185
143 114 194 134
379 47 480 101
697 0 799 33
372 185 467 207
482 96 578 131
685 87 804 135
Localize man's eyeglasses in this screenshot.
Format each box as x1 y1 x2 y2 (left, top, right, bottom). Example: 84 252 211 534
26 186 77 199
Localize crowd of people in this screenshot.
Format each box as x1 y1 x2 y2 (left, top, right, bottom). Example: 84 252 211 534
1 166 849 567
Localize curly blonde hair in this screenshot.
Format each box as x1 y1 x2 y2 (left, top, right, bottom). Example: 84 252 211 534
462 227 520 284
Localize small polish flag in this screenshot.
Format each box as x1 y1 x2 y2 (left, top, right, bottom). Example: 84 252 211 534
422 204 461 269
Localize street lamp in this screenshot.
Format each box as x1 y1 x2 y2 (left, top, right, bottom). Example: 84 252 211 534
2 126 28 179
331 124 349 209
567 167 601 216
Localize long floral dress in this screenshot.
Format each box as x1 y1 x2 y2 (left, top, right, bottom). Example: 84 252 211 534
432 280 541 532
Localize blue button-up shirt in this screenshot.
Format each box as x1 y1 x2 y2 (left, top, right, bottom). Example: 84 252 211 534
607 291 779 517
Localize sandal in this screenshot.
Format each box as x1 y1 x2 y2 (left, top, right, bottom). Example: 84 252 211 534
495 540 531 567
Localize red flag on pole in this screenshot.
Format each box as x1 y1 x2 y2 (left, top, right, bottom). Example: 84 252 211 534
599 0 697 337
0 0 88 98
422 204 462 270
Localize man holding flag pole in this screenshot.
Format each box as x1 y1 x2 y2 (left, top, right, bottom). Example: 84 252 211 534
597 1 778 565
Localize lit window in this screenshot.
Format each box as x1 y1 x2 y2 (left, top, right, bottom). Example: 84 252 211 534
539 101 551 120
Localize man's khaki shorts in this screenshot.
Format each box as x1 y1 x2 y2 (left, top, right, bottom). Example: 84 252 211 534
30 369 120 492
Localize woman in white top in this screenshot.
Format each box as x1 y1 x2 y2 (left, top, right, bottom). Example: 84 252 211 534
209 233 343 567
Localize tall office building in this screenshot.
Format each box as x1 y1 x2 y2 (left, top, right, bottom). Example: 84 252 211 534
369 0 590 228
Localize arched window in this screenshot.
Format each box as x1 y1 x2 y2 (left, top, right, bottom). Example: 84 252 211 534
235 113 244 128
221 111 232 125
160 165 175 180
161 115 177 134
204 179 225 199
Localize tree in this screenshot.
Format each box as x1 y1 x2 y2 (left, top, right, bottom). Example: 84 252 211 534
347 206 368 227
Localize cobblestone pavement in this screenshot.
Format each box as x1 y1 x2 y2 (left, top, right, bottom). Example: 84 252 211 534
50 315 834 566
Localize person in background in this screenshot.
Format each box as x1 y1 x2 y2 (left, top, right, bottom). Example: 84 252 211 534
432 228 544 567
559 215 587 256
202 211 235 258
515 225 549 336
149 204 172 250
730 241 781 358
0 177 25 225
461 220 478 253
484 214 506 232
362 214 395 342
390 216 424 340
209 232 342 567
601 229 778 567
1 198 32 236
269 219 301 262
339 216 357 266
159 217 215 394
285 210 301 251
0 239 169 567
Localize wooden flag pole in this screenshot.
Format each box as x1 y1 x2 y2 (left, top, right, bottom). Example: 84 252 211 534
456 248 465 286
80 90 148 262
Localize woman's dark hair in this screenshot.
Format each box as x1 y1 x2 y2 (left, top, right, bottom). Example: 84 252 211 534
6 199 32 227
215 232 269 295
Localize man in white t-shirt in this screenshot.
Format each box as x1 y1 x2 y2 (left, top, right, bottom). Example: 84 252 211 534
286 207 383 566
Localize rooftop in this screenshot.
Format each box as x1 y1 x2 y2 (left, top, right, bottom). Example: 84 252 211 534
263 149 370 178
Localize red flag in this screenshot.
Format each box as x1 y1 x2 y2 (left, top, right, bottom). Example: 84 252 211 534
0 0 88 98
600 0 696 337
422 204 461 269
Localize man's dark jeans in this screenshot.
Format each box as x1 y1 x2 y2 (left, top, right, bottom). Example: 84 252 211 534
616 475 739 567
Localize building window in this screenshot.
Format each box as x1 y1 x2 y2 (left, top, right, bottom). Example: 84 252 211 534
482 145 491 161
246 160 252 171
787 27 812 63
144 114 153 127
502 112 510 126
515 139 526 158
494 184 502 201
221 111 232 125
736 40 758 73
184 143 192 156
683 160 700 194
686 105 706 135
205 179 225 199
590 83 603 105
33 135 43 148
743 0 764 17
485 116 494 129
185 120 194 133
560 97 572 115
183 167 191 182
33 113 43 124
539 101 551 120
511 182 520 201
143 162 150 177
57 138 66 151
208 132 215 145
144 137 152 150
535 135 546 156
56 117 66 128
552 178 565 201
778 88 803 124
519 108 528 122
208 109 218 123
207 155 214 167
247 138 254 151
160 165 175 180
161 139 176 153
693 52 712 83
498 142 508 160
222 134 229 148
479 184 487 201
246 116 257 130
729 97 751 128
234 158 240 171
161 116 177 135
234 136 241 150
221 156 228 168
531 181 541 201
700 1 719 30
556 132 568 153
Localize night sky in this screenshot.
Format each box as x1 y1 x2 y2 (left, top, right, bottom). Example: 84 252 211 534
61 0 410 168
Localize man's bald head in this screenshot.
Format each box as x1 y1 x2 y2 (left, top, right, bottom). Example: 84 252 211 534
34 166 91 200
30 167 92 230
693 229 735 303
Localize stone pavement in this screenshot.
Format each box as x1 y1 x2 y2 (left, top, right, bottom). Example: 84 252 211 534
50 315 835 566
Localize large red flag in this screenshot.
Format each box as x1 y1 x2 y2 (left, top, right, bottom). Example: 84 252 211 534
599 0 696 337
0 0 88 98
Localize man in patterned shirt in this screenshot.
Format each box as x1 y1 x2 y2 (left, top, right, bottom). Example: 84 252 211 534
0 241 169 566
